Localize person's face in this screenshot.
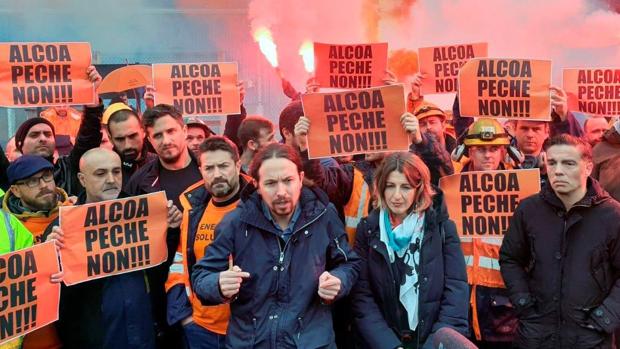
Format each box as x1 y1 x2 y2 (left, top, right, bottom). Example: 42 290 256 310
584 118 608 146
108 117 145 161
187 126 207 157
258 157 304 221
515 121 549 155
78 152 123 202
250 127 276 152
383 170 417 218
21 124 55 158
469 145 505 171
55 105 69 117
200 150 240 200
546 144 592 198
147 115 187 164
419 116 445 141
145 99 154 109
10 169 58 211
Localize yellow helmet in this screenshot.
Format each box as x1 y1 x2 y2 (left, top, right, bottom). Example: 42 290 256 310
463 118 510 147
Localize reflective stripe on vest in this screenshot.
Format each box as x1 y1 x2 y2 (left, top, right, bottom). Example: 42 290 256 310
343 168 370 244
2 210 15 252
478 256 501 271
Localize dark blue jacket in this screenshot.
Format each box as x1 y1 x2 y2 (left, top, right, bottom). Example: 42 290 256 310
191 186 361 348
351 189 469 349
44 193 155 349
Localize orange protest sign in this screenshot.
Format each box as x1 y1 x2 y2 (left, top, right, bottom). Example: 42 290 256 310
314 42 388 89
152 62 240 116
59 192 169 285
458 58 552 120
563 68 620 116
301 84 408 159
0 42 95 107
418 43 488 95
439 169 540 238
0 242 60 345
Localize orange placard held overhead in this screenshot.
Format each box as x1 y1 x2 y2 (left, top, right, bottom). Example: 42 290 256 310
439 169 540 238
314 42 388 89
152 62 240 116
0 242 60 345
59 192 169 285
458 58 552 120
301 84 408 159
0 42 95 107
563 68 620 116
418 42 488 95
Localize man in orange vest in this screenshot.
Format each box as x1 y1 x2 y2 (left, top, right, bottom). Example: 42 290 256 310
165 136 253 349
451 118 520 348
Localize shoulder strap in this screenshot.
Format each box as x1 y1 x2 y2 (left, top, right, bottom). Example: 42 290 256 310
2 210 15 252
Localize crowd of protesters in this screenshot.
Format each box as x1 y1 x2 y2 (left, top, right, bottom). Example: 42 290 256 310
1 59 620 349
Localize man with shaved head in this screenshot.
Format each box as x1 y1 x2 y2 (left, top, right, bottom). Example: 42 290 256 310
45 148 182 349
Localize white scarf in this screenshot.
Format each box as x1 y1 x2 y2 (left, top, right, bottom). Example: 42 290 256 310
379 208 425 331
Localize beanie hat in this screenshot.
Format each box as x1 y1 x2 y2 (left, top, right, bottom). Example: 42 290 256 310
15 118 56 152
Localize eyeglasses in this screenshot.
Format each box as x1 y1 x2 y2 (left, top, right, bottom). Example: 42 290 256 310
15 170 54 188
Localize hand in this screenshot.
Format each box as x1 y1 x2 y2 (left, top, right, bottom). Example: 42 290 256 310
237 80 246 104
219 265 250 299
550 86 568 121
382 70 398 85
318 271 341 302
50 270 64 284
306 77 320 94
47 226 65 250
400 112 422 144
294 116 310 151
68 196 78 204
167 200 182 229
86 65 102 106
409 72 426 101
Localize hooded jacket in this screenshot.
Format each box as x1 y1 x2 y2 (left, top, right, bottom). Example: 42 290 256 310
500 178 620 348
3 188 71 244
191 186 360 348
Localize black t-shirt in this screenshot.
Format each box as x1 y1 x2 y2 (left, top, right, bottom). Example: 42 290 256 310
158 159 202 210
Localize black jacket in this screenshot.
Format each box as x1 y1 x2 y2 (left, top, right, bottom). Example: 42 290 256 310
120 146 157 193
53 104 104 196
351 189 469 348
500 178 620 348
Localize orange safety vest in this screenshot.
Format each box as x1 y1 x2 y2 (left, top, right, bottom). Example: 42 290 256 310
342 168 370 245
455 159 512 340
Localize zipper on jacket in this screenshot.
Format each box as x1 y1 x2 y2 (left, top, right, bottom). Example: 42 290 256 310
277 208 327 266
334 238 348 262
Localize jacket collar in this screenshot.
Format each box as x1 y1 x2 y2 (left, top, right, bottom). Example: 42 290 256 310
239 186 329 235
540 177 610 212
3 187 70 218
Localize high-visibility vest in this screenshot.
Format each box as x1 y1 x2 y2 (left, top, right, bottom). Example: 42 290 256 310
460 236 505 288
343 168 370 245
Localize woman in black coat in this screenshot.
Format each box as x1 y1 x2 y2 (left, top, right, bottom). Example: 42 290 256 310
351 152 469 349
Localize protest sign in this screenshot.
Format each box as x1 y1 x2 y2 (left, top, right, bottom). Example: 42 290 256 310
563 68 620 116
0 242 60 345
59 192 169 285
152 62 240 116
439 169 540 238
301 84 408 158
418 42 487 94
314 42 388 89
458 58 552 120
0 42 95 107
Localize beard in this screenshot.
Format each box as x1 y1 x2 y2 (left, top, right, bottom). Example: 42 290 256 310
23 190 58 212
120 148 140 162
209 178 238 198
